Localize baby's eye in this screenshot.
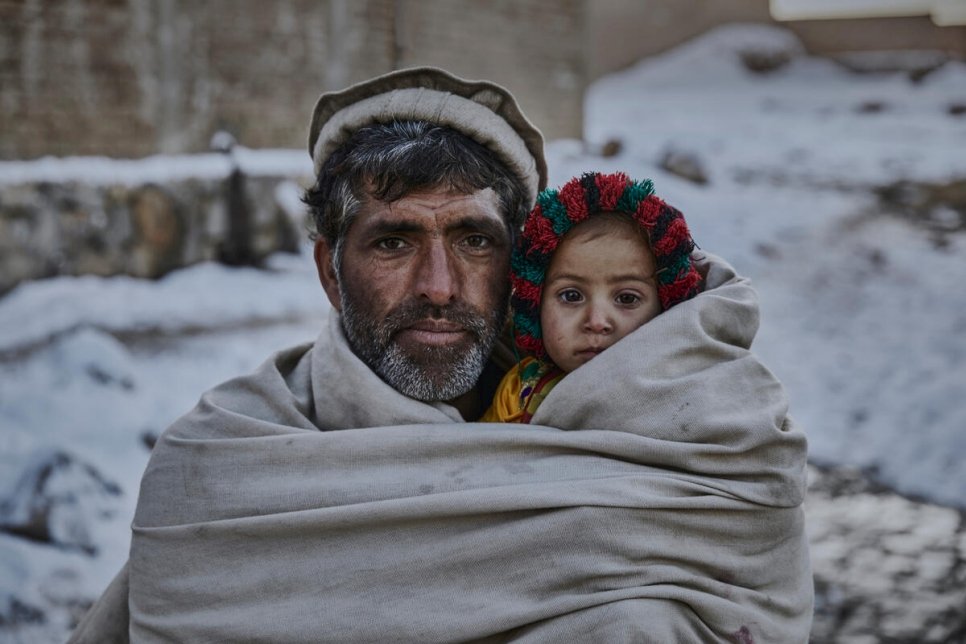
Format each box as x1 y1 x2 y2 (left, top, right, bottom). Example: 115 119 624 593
616 293 640 306
559 289 583 303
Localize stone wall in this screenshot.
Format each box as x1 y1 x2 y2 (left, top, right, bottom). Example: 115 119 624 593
0 0 586 161
0 153 309 295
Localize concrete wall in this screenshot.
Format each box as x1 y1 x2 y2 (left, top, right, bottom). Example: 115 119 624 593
4 0 959 161
0 0 395 159
394 0 587 148
0 0 586 161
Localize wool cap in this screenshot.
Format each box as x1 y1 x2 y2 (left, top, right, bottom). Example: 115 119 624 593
511 171 704 357
308 66 548 206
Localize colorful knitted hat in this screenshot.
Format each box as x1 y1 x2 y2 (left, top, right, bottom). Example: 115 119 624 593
510 171 703 357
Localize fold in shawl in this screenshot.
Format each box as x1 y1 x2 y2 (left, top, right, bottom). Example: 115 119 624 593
71 253 812 643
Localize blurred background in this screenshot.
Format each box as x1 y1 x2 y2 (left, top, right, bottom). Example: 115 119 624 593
1 1 964 642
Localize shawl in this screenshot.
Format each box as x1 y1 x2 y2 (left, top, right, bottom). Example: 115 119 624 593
70 253 812 643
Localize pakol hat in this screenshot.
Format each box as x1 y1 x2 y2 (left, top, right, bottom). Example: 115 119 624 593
511 172 704 357
308 67 548 206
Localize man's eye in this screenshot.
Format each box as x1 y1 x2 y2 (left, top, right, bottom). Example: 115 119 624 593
462 234 491 249
559 289 583 303
616 293 641 306
376 238 407 251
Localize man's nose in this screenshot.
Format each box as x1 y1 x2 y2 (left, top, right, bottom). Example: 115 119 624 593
415 241 459 306
583 302 613 334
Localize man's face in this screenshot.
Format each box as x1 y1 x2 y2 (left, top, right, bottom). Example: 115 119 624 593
316 187 511 402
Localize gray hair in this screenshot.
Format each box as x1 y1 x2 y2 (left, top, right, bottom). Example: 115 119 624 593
302 120 529 271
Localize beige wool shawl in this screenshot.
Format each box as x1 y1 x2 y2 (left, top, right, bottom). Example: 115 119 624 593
71 253 812 643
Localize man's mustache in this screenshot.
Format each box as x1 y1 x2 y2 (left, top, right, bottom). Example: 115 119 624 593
382 301 488 341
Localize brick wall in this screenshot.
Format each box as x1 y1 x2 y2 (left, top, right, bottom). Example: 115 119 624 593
0 0 586 160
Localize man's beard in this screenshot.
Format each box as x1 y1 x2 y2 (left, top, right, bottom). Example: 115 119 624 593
339 288 507 402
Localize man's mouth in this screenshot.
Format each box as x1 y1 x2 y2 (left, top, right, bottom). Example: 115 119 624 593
397 319 470 347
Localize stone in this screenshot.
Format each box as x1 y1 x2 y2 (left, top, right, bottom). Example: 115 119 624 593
659 147 709 185
128 185 186 278
807 464 966 642
0 450 122 556
0 166 305 295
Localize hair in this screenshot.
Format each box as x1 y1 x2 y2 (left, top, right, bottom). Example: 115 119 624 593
302 120 530 270
510 172 704 358
561 211 651 249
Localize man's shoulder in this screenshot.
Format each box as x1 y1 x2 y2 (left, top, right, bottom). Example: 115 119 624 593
166 340 319 440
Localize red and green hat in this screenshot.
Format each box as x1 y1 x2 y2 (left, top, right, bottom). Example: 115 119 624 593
510 171 703 357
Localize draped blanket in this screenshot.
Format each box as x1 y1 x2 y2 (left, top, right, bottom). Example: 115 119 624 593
72 254 812 643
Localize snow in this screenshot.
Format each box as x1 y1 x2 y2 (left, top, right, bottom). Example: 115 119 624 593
1 22 964 640
0 250 322 350
0 147 312 186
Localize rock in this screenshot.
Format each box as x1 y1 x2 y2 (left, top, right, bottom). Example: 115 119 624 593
599 138 623 158
128 184 187 278
0 595 45 629
806 464 966 642
875 178 966 240
0 450 122 555
0 167 305 295
753 242 781 260
832 51 950 83
739 48 792 74
51 329 137 391
855 100 887 114
659 147 709 185
140 429 159 450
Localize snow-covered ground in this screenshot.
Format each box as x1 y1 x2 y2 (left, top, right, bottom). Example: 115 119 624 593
1 23 964 641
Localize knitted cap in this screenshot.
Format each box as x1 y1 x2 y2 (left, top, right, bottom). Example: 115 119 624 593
308 66 547 207
511 172 703 357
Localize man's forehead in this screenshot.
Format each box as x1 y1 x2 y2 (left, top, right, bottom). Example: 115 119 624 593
361 187 503 222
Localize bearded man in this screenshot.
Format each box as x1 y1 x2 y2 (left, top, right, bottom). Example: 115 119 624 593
71 68 812 643
304 118 536 418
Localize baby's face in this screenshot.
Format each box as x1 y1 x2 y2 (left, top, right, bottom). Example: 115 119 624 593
540 216 661 373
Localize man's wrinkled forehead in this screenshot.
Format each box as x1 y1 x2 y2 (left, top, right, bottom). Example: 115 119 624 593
354 188 508 237
358 183 509 228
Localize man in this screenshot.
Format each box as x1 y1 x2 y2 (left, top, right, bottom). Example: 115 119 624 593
72 68 812 642
305 129 534 419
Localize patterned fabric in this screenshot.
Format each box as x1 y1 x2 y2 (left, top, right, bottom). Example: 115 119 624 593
517 357 565 423
511 172 704 358
481 357 565 423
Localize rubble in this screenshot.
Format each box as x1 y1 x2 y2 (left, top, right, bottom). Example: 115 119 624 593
807 464 966 642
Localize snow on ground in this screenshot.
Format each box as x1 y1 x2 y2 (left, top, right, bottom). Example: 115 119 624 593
1 22 965 641
0 250 322 351
550 23 966 506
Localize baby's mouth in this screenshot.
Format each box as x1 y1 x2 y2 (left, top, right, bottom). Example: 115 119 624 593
575 346 607 360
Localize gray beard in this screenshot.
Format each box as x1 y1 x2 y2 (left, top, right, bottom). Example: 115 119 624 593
339 292 504 402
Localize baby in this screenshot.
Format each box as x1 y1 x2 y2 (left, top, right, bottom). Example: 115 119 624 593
483 171 703 423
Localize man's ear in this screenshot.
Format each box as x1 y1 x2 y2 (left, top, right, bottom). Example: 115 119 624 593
313 238 343 312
